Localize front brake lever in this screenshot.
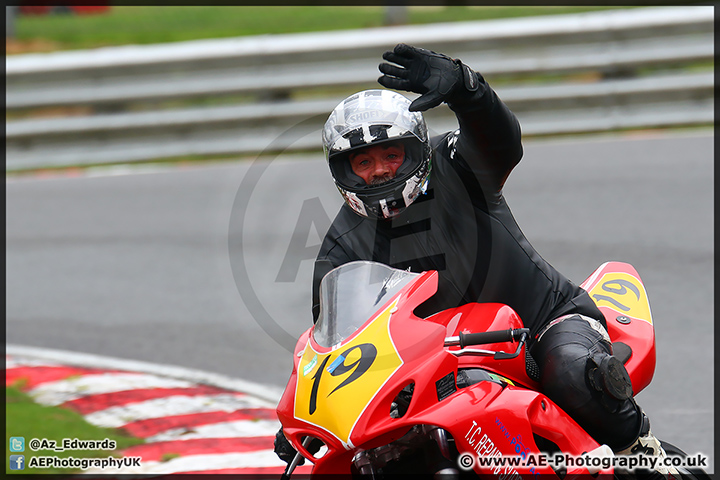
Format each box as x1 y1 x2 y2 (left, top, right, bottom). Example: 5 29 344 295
493 331 528 360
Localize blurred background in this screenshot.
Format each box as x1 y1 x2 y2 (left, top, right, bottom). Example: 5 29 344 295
5 5 713 169
6 4 714 472
5 5 661 51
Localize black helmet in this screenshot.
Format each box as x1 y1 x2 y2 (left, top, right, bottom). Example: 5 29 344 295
322 90 432 219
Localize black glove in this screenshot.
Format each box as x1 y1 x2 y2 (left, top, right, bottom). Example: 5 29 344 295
274 428 304 466
378 43 481 112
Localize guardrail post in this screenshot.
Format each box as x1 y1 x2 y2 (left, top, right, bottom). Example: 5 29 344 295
6 6 17 39
384 5 408 26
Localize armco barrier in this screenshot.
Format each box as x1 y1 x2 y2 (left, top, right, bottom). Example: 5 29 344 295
5 7 714 170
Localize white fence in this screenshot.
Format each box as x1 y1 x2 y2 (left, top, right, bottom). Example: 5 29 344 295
5 7 714 171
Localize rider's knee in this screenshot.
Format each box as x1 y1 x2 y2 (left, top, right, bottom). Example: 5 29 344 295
531 316 643 449
532 316 633 415
586 351 634 413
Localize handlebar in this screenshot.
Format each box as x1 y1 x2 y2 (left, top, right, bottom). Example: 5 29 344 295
444 328 530 360
444 328 529 348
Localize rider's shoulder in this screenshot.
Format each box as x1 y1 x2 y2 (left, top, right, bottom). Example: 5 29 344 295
327 204 371 238
430 130 458 153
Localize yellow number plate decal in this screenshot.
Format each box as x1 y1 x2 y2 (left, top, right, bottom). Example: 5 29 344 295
587 272 652 324
294 299 403 448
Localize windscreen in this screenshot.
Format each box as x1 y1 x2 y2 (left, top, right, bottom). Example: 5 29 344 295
313 261 419 348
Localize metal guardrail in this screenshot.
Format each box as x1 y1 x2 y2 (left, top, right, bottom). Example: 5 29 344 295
5 7 714 171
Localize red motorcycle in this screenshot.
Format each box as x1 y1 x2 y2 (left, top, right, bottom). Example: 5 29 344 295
276 260 707 478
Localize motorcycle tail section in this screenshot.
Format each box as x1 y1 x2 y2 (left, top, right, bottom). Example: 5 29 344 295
581 261 656 395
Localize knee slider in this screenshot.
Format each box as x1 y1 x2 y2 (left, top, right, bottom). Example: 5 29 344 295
586 353 634 412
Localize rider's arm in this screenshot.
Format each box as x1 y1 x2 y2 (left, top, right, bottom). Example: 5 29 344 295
447 77 524 192
378 44 523 193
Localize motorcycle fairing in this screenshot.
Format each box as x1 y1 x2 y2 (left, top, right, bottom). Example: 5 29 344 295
435 385 611 477
309 372 608 476
279 262 442 458
294 297 404 449
429 302 540 389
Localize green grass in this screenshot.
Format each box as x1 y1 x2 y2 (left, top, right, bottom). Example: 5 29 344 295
6 385 144 475
11 6 635 52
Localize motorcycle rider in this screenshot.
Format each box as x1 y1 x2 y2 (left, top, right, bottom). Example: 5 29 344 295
275 43 677 477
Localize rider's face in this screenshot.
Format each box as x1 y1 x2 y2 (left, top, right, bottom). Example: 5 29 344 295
349 142 405 185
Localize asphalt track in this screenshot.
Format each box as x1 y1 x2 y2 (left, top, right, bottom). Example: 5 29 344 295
6 130 713 472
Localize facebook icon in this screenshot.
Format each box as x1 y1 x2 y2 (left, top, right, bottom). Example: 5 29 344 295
9 455 25 470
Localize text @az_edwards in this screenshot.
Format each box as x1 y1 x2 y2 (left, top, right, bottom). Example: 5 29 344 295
28 437 117 452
